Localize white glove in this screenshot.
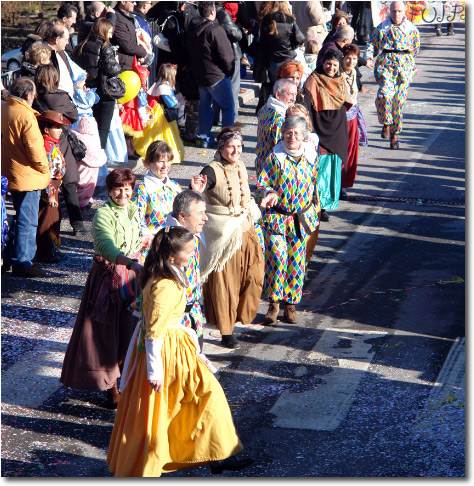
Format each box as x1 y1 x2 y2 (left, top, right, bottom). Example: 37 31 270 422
145 338 164 381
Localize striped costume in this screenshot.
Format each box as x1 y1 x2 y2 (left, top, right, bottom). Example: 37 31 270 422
255 95 287 174
366 16 420 135
257 142 319 304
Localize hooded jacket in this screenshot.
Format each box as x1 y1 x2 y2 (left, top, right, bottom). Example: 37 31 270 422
185 16 234 86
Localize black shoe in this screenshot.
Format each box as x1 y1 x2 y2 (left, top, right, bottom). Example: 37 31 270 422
11 265 47 278
221 334 240 349
128 151 142 160
73 226 90 236
340 189 348 201
210 455 254 474
2 261 11 272
320 209 329 222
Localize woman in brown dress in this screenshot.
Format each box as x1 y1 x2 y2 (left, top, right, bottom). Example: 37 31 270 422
198 127 264 349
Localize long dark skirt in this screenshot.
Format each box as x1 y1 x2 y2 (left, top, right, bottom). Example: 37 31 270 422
60 260 141 391
36 180 62 259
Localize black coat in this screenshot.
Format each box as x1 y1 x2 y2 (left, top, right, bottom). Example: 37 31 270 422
185 16 234 87
260 11 305 64
73 35 121 92
112 6 147 72
33 90 80 184
216 6 242 60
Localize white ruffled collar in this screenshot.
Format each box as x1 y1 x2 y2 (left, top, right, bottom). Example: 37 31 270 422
143 170 180 196
380 15 415 36
266 95 288 115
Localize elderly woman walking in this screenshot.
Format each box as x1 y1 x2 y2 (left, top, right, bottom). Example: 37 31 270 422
61 168 144 408
257 116 319 324
199 127 264 349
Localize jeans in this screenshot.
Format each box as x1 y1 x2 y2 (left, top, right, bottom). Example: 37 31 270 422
214 60 241 124
4 190 40 268
198 77 235 145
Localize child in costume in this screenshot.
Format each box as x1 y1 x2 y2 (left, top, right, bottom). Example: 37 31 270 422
134 63 185 164
70 64 107 209
35 111 70 263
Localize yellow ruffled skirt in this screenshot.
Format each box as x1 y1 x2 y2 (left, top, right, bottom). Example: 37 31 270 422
133 103 184 164
106 327 242 477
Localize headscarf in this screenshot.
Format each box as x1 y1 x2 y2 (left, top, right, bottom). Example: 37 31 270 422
214 129 243 162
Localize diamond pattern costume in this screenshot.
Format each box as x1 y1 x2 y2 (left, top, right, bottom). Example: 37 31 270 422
365 16 420 135
257 142 319 304
255 95 287 174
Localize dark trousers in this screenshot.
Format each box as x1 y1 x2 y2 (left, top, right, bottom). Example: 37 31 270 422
61 182 83 229
92 100 116 150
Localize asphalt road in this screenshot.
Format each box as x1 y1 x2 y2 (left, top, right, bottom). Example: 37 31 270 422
1 24 465 478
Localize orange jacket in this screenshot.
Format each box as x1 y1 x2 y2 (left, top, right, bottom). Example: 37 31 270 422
1 96 49 191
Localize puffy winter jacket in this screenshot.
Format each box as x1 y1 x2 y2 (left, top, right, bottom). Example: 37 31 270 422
73 35 121 91
260 11 305 63
185 16 234 87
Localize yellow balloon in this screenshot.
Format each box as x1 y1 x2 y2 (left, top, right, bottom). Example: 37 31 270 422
117 70 141 104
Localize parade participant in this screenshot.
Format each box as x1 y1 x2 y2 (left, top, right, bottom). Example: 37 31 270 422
285 103 321 266
106 226 253 477
340 43 368 199
257 116 319 325
35 111 70 263
131 141 205 258
60 168 144 408
199 127 264 349
1 78 49 278
316 24 354 71
255 78 298 174
302 48 352 222
365 1 420 150
165 190 208 350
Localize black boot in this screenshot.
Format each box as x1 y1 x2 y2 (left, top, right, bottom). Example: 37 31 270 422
210 455 254 474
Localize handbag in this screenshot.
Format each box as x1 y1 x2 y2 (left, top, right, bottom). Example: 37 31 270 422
63 126 87 162
152 15 180 52
164 105 179 122
100 74 126 101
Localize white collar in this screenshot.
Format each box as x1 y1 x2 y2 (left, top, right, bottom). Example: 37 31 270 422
380 15 415 36
266 95 288 115
273 140 316 166
143 170 180 196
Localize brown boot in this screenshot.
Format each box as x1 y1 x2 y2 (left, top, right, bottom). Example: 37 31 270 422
381 124 391 139
390 132 399 150
284 303 299 324
263 301 280 324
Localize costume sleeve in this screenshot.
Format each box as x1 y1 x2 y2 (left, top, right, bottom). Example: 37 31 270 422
44 183 56 204
144 279 182 340
131 183 152 235
412 27 421 57
160 93 179 108
145 338 164 381
22 117 49 176
365 27 380 60
256 153 279 199
92 206 122 263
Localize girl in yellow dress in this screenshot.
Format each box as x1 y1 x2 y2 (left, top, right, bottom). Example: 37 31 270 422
106 226 253 477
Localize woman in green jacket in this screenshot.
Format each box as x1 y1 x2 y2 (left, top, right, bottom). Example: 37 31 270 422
61 168 144 408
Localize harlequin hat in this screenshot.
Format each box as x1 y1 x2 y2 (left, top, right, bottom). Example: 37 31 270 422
36 110 71 126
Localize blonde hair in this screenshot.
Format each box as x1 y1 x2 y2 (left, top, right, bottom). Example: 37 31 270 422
305 40 320 55
286 103 313 131
25 42 52 66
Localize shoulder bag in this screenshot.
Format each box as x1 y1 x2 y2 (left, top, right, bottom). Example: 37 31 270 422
63 126 87 162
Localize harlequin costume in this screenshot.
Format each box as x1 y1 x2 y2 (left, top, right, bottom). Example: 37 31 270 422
365 15 420 136
131 170 181 257
255 95 287 175
256 141 319 305
106 276 243 477
36 134 66 259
